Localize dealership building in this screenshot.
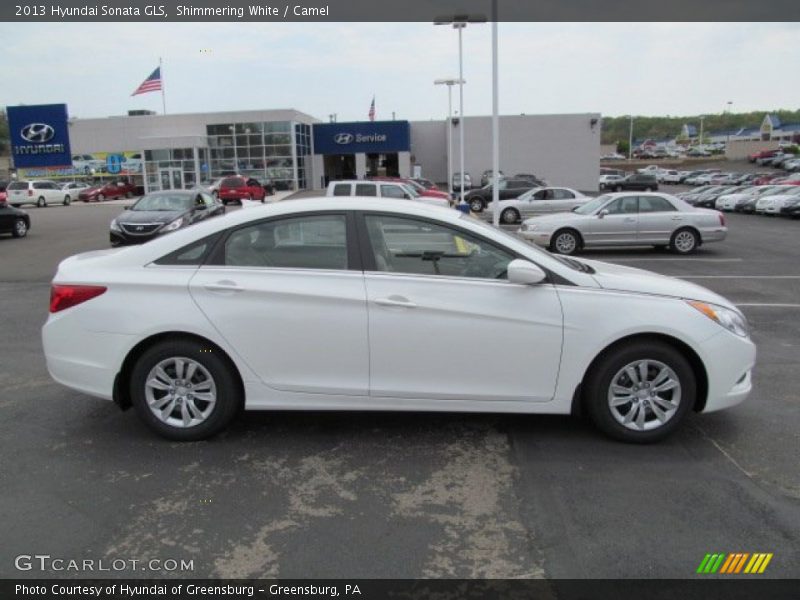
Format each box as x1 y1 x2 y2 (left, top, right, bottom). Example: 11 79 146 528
9 105 601 193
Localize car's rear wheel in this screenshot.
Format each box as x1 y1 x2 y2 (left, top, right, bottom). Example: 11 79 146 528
12 218 28 238
130 339 242 441
63 195 71 206
670 227 699 254
584 340 695 443
36 196 46 208
550 229 581 255
469 198 484 213
501 208 520 224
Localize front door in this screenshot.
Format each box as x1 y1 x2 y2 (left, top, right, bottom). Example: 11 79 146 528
188 212 369 396
159 167 183 191
582 195 639 246
360 213 563 402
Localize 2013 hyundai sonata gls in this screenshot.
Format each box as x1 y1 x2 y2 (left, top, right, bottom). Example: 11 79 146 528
42 198 755 443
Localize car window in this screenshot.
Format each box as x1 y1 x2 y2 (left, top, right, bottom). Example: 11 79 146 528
221 178 243 188
8 182 28 190
364 215 514 280
224 215 348 270
605 196 639 214
356 183 378 197
639 196 677 213
552 189 574 199
155 234 220 266
332 184 351 196
380 185 405 199
531 190 547 201
200 192 216 207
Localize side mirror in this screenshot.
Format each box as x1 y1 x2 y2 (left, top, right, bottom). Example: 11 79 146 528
507 259 547 285
598 209 609 219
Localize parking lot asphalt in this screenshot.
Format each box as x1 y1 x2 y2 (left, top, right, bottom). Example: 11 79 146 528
0 203 798 579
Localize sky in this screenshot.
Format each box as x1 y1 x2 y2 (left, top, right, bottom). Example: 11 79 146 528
1 22 799 122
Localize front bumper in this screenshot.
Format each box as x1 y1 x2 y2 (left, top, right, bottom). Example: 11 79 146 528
697 330 756 413
110 230 160 246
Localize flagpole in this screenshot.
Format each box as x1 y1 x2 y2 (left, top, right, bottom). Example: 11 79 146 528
159 57 166 115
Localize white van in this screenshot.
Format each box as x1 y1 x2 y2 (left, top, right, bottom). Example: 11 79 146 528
7 180 72 207
326 180 450 208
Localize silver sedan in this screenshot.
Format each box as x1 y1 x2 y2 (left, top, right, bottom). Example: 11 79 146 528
518 193 727 255
495 187 589 224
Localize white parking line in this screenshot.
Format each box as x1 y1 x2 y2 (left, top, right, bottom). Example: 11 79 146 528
609 258 744 263
735 303 800 308
681 275 800 279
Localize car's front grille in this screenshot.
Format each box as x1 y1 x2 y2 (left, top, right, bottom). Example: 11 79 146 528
120 223 161 235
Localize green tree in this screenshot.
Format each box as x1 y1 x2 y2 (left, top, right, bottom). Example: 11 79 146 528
0 109 9 155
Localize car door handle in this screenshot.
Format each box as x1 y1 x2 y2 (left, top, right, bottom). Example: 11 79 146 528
374 297 417 308
204 281 244 293
671 216 684 221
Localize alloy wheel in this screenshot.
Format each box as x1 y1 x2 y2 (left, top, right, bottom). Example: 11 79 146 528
673 230 696 253
14 219 27 237
607 359 681 431
144 356 217 428
554 231 577 254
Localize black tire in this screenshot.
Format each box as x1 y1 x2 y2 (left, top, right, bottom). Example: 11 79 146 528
501 208 520 224
550 228 581 255
584 340 696 443
670 227 699 255
469 198 484 213
130 338 242 441
11 218 28 238
63 195 71 206
37 196 46 208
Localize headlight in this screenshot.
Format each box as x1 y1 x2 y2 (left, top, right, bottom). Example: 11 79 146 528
110 219 121 232
161 217 184 232
687 300 749 338
521 223 538 232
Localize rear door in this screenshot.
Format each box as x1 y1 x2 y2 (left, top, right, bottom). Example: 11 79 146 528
189 212 369 395
636 196 681 244
549 188 579 212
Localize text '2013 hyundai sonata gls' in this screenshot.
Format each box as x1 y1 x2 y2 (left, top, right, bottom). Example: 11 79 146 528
42 198 755 443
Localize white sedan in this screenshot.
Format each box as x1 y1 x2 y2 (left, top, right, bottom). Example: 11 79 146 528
495 187 589 224
42 197 755 443
518 193 727 255
755 187 800 214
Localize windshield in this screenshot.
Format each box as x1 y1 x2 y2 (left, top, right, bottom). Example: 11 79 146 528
764 186 796 197
574 195 611 215
132 194 194 211
402 184 420 198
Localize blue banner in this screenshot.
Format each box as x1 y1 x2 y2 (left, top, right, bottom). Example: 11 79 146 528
313 121 410 155
7 103 72 168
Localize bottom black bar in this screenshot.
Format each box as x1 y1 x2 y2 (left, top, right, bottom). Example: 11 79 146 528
3 579 799 600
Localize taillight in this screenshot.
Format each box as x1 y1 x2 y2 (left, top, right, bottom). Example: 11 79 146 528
719 213 726 226
49 285 107 313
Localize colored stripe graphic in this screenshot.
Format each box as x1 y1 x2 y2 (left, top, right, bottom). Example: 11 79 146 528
734 553 750 573
696 554 712 573
758 553 773 573
698 552 773 575
719 554 736 573
710 554 726 573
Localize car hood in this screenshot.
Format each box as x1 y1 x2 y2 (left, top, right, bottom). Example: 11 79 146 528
117 209 187 224
574 257 736 309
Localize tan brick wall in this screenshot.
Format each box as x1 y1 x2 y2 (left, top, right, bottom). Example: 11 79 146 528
725 139 780 160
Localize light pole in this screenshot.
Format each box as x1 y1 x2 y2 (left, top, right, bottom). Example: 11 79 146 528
628 115 634 160
434 78 465 199
490 2 499 227
435 14 486 204
699 115 705 147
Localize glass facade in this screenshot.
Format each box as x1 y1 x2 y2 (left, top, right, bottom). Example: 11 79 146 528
295 123 312 190
144 148 203 191
206 121 299 190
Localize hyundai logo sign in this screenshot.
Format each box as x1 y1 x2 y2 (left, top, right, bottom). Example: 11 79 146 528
334 133 354 145
20 123 56 144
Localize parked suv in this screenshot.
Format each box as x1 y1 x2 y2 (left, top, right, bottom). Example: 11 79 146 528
7 180 71 207
607 173 659 192
464 178 537 213
326 180 449 208
218 176 266 204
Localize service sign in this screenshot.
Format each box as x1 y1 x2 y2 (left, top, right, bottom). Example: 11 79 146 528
313 120 411 155
7 103 72 168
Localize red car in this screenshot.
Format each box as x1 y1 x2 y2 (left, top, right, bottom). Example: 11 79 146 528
218 176 266 204
369 176 450 201
0 181 8 204
748 149 780 163
78 181 134 202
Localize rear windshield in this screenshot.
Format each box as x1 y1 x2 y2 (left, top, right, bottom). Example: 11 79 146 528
221 178 244 188
8 182 29 190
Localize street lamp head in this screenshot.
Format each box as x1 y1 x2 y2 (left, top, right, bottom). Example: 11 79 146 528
434 78 466 86
433 14 487 26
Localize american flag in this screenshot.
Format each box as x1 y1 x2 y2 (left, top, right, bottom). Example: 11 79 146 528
131 67 162 96
368 96 375 121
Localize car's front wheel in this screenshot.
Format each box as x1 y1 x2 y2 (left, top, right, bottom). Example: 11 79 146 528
550 229 581 255
36 196 47 208
469 198 484 213
63 195 71 206
501 208 520 224
130 339 242 441
584 340 695 443
12 218 28 238
670 227 699 254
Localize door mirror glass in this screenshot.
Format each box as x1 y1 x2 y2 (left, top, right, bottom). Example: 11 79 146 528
598 209 609 219
507 259 547 285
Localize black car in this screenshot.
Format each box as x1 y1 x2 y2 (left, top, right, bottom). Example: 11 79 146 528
513 173 547 186
110 190 225 246
464 178 537 212
0 202 30 238
693 186 742 208
780 198 800 218
607 174 658 192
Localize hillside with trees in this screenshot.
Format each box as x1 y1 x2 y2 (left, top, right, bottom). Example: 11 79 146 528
601 110 800 145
